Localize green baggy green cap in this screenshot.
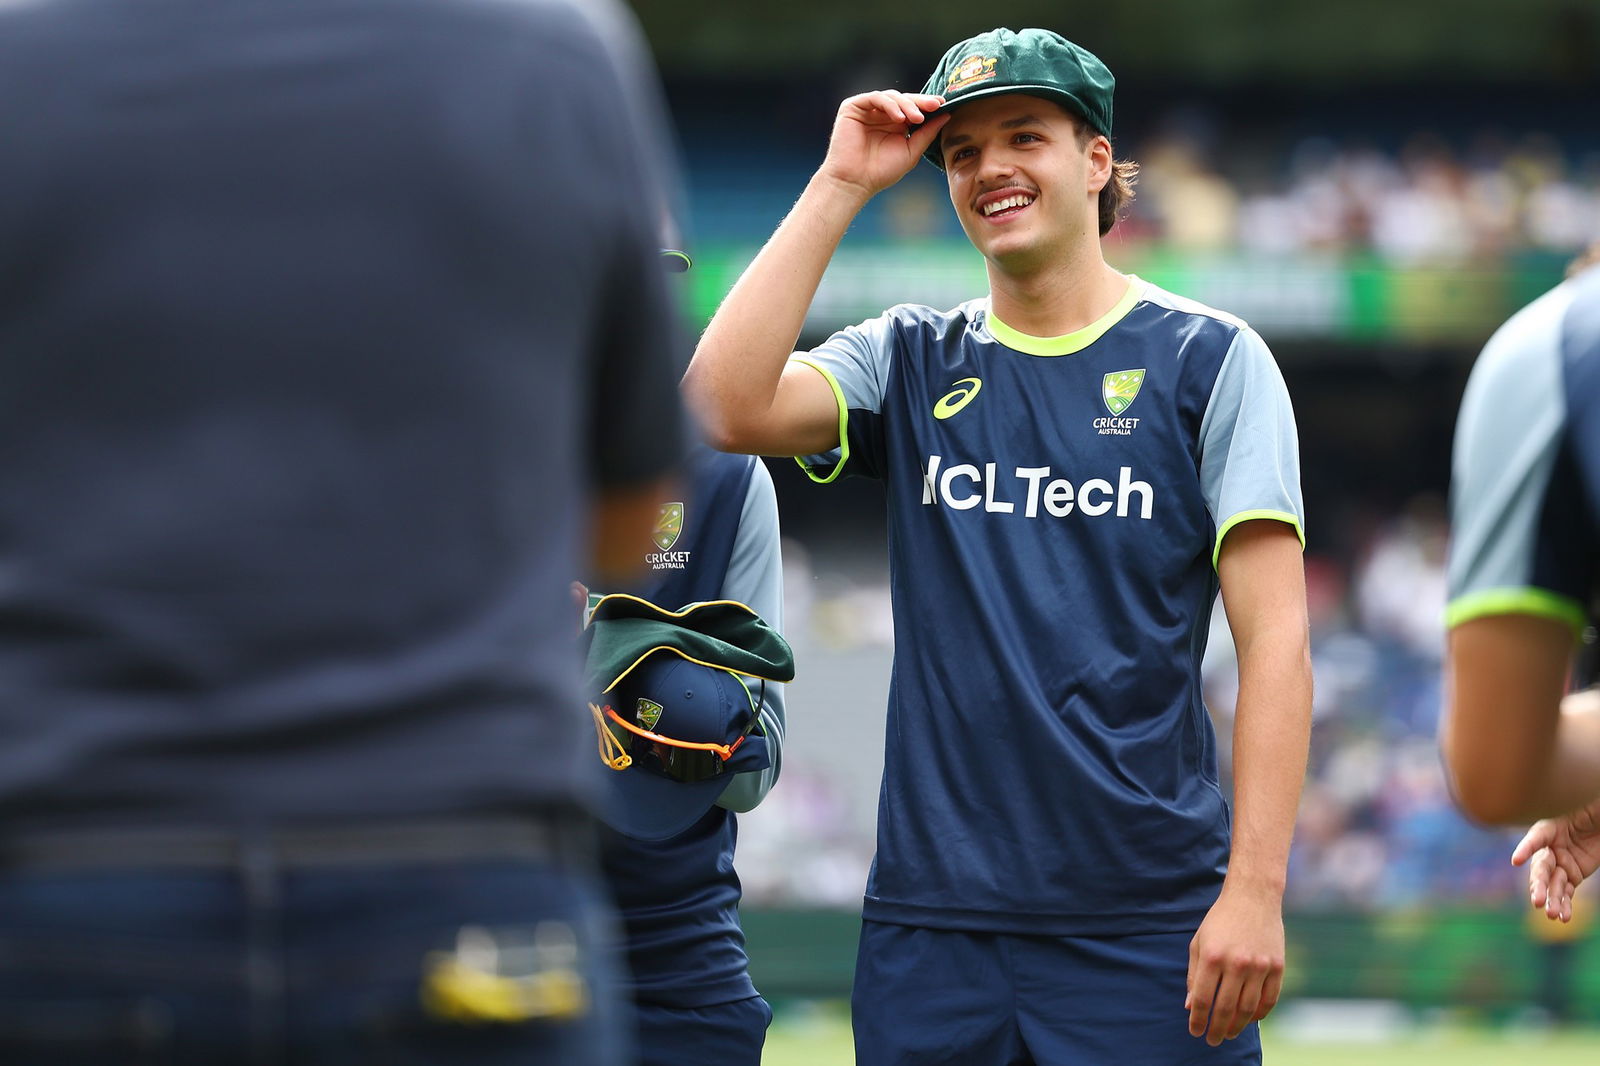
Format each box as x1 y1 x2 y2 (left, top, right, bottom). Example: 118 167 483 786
920 27 1114 169
583 593 795 694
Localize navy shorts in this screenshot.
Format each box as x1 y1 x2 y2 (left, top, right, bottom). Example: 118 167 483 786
852 921 1262 1066
633 994 771 1066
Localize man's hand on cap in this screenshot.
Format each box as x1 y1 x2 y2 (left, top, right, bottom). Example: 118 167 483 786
819 90 948 201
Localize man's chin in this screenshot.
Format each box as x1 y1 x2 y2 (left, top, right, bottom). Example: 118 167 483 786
984 243 1054 278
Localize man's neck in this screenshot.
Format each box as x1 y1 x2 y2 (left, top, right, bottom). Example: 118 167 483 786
985 253 1128 339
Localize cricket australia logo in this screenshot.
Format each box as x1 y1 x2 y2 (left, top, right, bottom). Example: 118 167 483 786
1095 369 1146 436
647 502 691 570
1102 369 1145 415
946 55 999 93
635 698 663 730
652 503 684 551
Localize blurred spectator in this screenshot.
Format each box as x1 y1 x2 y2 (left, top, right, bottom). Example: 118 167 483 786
1354 494 1449 662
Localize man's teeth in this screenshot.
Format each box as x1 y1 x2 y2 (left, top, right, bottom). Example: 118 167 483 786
982 195 1034 217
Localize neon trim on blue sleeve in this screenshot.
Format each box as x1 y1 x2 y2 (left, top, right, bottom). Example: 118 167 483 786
1212 510 1305 570
1444 588 1587 634
790 356 851 485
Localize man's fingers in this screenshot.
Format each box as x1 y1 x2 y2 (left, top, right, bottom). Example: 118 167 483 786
1512 824 1552 866
885 90 946 119
884 90 924 125
1252 970 1284 1023
1205 967 1244 1047
1227 972 1265 1040
850 90 942 128
1186 953 1216 1037
1184 934 1201 1011
1529 846 1555 907
906 113 951 156
1222 954 1280 1041
1547 866 1570 920
1191 951 1283 1043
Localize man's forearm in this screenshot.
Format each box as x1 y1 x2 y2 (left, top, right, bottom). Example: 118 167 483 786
1443 620 1600 823
1530 689 1600 817
1224 633 1313 894
682 172 870 451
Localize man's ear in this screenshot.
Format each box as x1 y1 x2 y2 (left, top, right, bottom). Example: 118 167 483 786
1086 135 1113 195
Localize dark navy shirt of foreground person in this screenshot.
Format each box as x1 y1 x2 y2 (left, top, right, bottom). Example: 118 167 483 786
598 446 788 1009
0 0 686 834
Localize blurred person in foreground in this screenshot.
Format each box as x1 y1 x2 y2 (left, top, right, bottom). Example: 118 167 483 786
0 0 685 1062
683 26 1311 1063
583 437 792 1065
1441 242 1600 927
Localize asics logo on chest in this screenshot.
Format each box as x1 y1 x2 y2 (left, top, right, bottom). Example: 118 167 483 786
933 378 983 420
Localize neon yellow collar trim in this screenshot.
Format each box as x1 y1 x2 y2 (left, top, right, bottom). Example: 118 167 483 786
986 276 1143 356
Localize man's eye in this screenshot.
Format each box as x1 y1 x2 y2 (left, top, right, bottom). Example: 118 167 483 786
1014 133 1039 144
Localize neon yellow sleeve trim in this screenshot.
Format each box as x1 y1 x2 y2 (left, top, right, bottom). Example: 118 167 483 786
1212 510 1306 570
789 356 851 485
1444 588 1588 634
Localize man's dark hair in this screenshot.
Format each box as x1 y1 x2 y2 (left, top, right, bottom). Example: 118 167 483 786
1067 114 1138 236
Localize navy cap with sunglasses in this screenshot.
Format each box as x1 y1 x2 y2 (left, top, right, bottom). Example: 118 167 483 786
595 652 769 841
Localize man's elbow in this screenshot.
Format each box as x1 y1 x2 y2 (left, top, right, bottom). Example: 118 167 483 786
696 418 757 456
680 387 758 455
1442 751 1540 826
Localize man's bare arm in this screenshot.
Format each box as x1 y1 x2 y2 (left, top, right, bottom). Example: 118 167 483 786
682 91 948 457
1443 616 1600 823
1186 519 1311 1046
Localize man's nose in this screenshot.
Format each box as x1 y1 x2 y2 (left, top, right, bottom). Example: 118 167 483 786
975 146 1015 184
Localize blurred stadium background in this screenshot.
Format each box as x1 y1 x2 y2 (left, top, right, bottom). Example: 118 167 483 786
634 0 1600 1059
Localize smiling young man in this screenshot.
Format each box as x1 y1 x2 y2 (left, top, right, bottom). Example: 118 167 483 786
684 27 1311 1064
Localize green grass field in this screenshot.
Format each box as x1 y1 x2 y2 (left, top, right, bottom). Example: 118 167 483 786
760 1006 1600 1065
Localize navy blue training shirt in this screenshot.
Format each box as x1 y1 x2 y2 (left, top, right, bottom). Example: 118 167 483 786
0 0 685 831
797 278 1304 934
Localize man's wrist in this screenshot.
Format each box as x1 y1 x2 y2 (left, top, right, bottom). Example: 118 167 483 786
808 168 878 215
1221 867 1288 900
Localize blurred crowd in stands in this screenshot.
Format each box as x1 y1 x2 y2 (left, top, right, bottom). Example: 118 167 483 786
683 118 1600 262
1131 129 1600 261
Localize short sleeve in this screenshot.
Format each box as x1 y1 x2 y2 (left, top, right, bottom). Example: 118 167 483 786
790 310 898 483
1197 327 1306 568
1446 285 1588 632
